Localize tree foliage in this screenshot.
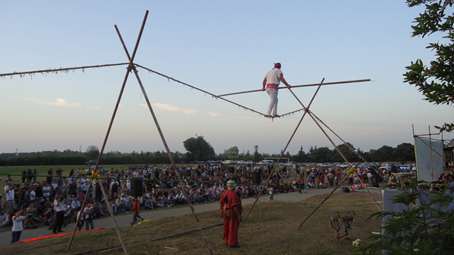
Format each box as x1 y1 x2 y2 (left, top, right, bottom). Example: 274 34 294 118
227 146 239 159
404 0 454 132
183 135 216 161
85 145 100 159
357 179 454 254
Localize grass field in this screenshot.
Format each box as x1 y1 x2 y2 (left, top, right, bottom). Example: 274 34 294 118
0 164 157 183
0 192 382 255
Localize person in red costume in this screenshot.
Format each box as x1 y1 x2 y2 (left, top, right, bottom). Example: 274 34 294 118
220 180 243 248
130 197 144 226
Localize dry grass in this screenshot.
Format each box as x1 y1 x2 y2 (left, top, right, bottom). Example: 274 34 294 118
2 192 382 255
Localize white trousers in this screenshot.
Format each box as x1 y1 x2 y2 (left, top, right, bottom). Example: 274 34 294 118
266 88 278 115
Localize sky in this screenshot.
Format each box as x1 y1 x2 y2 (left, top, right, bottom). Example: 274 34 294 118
1 1 453 156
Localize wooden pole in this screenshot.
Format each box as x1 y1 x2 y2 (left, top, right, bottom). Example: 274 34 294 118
297 168 354 229
68 178 94 250
68 10 150 254
115 24 214 255
217 79 371 97
244 78 325 220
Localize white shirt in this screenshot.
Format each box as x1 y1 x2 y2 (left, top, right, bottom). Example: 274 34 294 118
56 201 67 212
0 213 8 225
12 216 25 232
6 189 14 201
42 186 51 197
72 200 80 209
265 68 282 85
30 190 36 201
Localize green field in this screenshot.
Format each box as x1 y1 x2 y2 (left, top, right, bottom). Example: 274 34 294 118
0 164 142 183
1 192 382 255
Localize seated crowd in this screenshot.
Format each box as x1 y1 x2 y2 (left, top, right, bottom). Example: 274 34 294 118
0 163 363 229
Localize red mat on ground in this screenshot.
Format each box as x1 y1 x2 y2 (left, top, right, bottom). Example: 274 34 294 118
23 228 106 243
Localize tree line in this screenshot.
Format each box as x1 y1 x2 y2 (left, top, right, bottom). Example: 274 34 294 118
0 136 415 166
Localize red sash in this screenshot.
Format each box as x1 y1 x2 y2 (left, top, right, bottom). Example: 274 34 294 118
266 84 278 89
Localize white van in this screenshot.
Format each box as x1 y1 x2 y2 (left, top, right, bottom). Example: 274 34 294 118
259 160 274 165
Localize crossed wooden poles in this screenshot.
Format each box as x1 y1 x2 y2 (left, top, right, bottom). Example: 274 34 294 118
67 11 213 255
2 10 379 254
243 78 382 226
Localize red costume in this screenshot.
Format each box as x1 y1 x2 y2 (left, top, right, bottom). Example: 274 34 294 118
220 189 242 247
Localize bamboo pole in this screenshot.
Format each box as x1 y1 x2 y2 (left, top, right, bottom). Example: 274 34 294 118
115 24 214 255
217 79 371 97
244 78 325 220
67 10 150 254
297 166 356 229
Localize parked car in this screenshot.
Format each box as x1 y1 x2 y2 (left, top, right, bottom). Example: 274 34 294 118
259 160 274 165
85 160 97 165
339 162 349 168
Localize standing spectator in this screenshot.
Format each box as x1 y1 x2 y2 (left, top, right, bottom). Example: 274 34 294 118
46 168 53 184
5 175 13 184
4 183 15 214
74 210 84 231
110 179 119 197
76 191 85 204
14 185 23 210
68 176 77 197
11 210 25 243
52 196 66 234
33 169 37 182
268 186 274 201
42 183 51 201
60 180 69 198
21 170 27 183
27 169 33 183
84 202 94 230
29 187 36 203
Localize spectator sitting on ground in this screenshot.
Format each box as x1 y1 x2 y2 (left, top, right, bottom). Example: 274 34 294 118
155 196 165 207
118 201 126 213
125 197 134 212
0 211 9 227
144 198 154 210
24 215 37 229
100 201 110 216
92 202 104 218
43 207 53 226
26 203 41 223
110 200 117 215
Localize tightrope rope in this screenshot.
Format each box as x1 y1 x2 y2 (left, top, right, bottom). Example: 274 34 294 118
135 64 280 118
0 63 129 78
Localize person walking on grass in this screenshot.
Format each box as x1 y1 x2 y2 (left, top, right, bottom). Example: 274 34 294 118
130 197 144 226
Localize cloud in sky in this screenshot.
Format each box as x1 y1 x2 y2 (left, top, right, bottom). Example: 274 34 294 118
22 97 100 109
149 103 220 117
150 103 199 114
208 111 221 117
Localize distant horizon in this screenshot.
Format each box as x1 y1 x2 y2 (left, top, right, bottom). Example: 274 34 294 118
1 2 453 157
0 140 425 155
